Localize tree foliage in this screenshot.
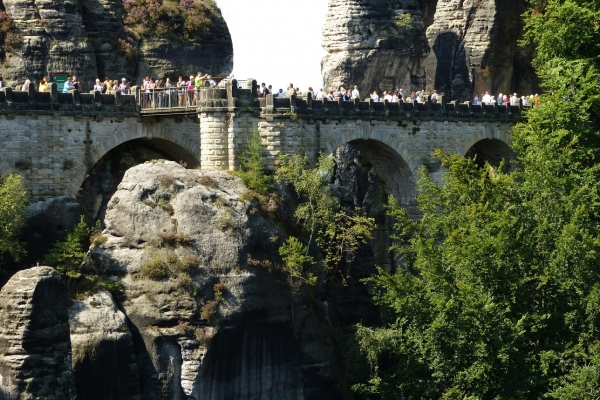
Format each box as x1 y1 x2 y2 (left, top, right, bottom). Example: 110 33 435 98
277 153 375 275
236 126 274 196
45 216 90 280
0 174 27 265
279 236 315 293
122 0 217 40
353 1 600 398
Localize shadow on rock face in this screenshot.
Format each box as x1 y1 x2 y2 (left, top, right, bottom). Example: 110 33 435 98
20 196 88 269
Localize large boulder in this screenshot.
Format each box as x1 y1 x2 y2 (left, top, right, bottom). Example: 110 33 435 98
82 161 341 399
0 266 75 399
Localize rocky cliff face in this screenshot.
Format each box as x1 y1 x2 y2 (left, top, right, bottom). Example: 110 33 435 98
0 266 75 399
0 0 232 88
72 160 343 399
322 0 429 95
322 0 539 101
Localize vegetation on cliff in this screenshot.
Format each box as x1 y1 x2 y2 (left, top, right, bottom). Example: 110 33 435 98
0 11 21 51
121 0 219 41
351 0 600 398
0 174 27 265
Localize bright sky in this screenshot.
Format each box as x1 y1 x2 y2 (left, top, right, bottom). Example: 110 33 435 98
216 0 328 93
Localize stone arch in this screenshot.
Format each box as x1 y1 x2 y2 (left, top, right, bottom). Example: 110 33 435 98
67 123 200 194
323 130 419 205
464 138 516 171
460 126 513 162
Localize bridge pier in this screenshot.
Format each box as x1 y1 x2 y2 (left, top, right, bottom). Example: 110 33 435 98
200 111 230 170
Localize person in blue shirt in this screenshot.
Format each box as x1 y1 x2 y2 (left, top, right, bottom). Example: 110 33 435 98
62 77 74 93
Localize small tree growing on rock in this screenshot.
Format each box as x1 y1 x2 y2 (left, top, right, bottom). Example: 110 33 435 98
0 174 27 266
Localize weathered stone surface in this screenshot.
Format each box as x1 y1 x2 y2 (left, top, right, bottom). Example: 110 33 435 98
424 0 538 100
0 266 75 399
68 290 141 399
322 0 539 101
83 161 341 399
0 0 232 88
322 0 429 95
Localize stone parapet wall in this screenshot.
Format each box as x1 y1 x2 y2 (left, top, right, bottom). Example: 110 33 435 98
0 83 137 117
198 79 525 122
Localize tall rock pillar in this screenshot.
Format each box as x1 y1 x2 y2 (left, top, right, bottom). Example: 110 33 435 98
0 267 75 399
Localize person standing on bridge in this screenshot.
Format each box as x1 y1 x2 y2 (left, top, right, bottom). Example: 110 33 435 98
286 83 296 97
351 85 360 100
72 75 80 91
62 77 74 93
177 76 185 106
38 77 48 92
119 78 131 95
93 79 103 93
188 76 195 106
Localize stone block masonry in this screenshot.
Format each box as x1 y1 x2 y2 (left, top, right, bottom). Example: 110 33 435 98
0 115 200 196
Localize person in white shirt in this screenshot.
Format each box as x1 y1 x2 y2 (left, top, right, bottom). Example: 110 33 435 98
316 88 325 99
93 79 103 93
351 85 360 100
383 91 393 102
482 91 491 104
277 89 286 98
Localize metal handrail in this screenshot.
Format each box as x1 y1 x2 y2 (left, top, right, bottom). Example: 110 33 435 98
136 87 200 111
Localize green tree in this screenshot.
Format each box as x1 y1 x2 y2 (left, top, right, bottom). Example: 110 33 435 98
277 153 375 275
0 173 27 265
45 216 90 281
236 126 273 195
279 236 315 292
353 1 600 397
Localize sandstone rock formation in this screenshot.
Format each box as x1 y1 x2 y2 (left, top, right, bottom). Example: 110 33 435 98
322 0 539 101
69 290 140 399
322 0 429 96
0 266 75 399
78 160 342 399
0 0 232 89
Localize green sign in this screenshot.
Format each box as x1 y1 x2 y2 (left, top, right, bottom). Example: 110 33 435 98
53 74 69 92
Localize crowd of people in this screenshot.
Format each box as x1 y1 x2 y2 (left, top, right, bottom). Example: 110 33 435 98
139 71 218 108
255 83 442 104
473 90 540 107
5 73 540 110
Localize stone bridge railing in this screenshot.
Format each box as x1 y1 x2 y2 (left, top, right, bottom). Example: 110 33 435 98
198 79 526 122
0 82 137 117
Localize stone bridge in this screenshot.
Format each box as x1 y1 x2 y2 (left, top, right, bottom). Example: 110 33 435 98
0 80 521 208
197 79 521 206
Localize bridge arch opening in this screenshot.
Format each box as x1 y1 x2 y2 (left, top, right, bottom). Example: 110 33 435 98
80 137 200 221
334 139 417 210
465 138 516 172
